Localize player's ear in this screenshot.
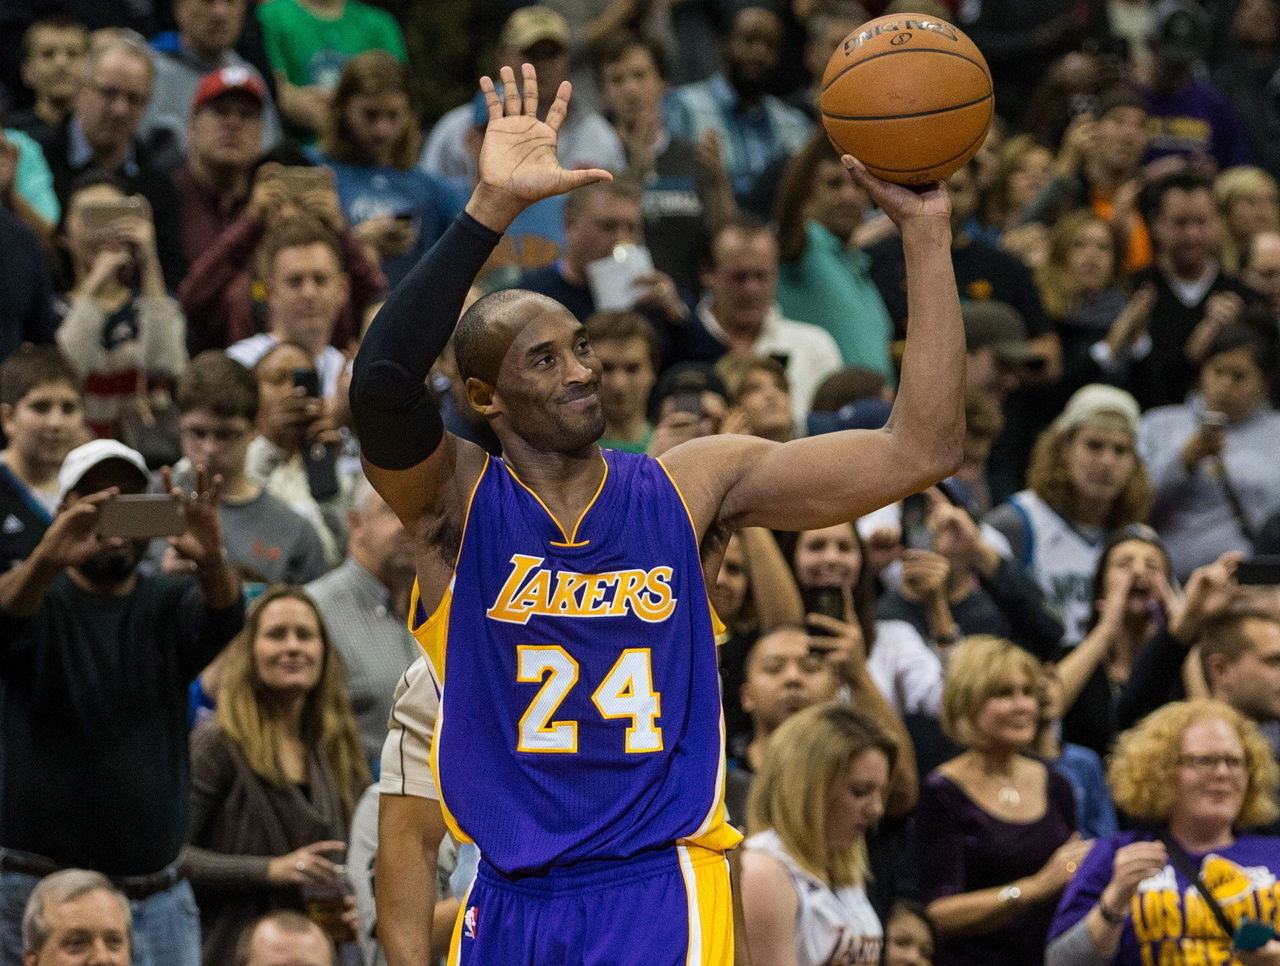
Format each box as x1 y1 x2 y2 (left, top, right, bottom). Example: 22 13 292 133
465 376 499 417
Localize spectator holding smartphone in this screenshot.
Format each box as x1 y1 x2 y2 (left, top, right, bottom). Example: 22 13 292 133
53 171 188 439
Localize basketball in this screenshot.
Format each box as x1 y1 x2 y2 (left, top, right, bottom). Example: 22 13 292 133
819 13 993 185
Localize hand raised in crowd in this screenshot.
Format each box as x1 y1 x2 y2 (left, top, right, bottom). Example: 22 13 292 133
619 108 662 178
31 488 124 571
247 164 293 224
900 549 950 602
1104 282 1157 358
299 184 347 236
1168 551 1243 643
929 495 1000 577
631 270 687 322
1185 290 1244 363
353 214 418 259
646 392 724 456
161 464 226 571
1181 416 1227 471
694 128 728 189
1095 566 1136 638
259 384 327 452
1054 113 1096 177
84 245 134 297
266 839 347 886
1099 840 1169 917
805 611 868 676
1029 832 1093 897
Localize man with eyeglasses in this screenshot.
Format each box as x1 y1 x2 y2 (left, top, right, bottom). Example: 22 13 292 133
32 29 187 288
169 350 328 587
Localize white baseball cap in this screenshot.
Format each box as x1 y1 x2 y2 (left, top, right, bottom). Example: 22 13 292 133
57 439 149 503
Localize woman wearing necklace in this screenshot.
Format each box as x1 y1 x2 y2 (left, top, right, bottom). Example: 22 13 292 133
915 636 1091 966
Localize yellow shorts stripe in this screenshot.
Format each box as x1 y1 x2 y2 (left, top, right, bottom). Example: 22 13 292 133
677 844 733 966
446 880 473 966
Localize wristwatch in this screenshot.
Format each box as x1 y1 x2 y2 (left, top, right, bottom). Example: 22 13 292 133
998 884 1022 906
1097 898 1127 925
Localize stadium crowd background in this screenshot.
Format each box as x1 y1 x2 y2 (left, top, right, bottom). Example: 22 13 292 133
1 0 1280 963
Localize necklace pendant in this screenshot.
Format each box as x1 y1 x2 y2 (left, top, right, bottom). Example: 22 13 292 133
998 786 1021 808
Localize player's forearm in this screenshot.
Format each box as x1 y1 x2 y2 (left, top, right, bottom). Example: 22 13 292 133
376 795 443 966
892 218 965 481
350 213 501 470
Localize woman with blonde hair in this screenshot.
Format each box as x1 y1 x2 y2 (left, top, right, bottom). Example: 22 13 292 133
1047 699 1280 966
741 704 895 966
184 586 369 966
916 636 1089 966
1213 165 1280 273
312 49 455 286
984 384 1152 643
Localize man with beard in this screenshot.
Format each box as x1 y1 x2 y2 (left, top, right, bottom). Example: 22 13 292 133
0 439 242 966
665 5 812 205
352 63 962 963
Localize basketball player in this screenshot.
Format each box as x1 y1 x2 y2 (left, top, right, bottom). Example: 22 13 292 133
351 64 964 965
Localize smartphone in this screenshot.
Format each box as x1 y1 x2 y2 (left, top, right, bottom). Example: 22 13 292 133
1236 555 1280 586
672 392 703 417
97 494 185 540
585 243 655 311
273 166 331 197
1234 919 1279 952
900 492 930 550
304 440 340 501
802 586 844 638
294 368 321 398
1201 410 1229 429
78 196 147 234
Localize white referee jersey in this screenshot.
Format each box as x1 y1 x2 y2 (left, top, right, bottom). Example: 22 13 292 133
377 656 440 800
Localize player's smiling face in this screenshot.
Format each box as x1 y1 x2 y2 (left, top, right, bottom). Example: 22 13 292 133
486 306 605 453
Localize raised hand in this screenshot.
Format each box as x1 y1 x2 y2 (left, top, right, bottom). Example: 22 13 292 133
469 64 612 228
841 156 951 225
162 464 226 571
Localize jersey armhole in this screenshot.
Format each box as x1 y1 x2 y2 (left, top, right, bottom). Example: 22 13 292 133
655 456 728 641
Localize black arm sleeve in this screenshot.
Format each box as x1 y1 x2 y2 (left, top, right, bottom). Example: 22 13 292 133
350 212 502 470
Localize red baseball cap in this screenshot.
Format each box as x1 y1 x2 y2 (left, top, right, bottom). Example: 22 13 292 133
191 65 267 112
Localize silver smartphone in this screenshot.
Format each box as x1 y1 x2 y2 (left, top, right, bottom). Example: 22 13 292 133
97 494 185 539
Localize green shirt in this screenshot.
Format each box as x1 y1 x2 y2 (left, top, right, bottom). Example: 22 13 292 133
258 0 407 90
777 220 895 381
600 427 653 454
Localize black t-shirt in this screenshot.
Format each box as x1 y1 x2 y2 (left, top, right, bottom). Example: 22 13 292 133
0 463 52 571
0 572 244 874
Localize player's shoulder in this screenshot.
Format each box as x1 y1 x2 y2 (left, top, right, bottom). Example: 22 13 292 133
659 434 778 531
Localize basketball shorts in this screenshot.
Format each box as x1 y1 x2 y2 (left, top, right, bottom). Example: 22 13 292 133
446 843 733 966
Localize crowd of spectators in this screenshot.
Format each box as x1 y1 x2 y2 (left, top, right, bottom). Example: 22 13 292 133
1 0 1280 964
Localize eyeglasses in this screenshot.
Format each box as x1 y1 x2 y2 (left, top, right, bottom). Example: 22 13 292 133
90 83 147 108
1178 754 1246 772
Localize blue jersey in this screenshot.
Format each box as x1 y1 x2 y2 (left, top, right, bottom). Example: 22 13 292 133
411 449 740 876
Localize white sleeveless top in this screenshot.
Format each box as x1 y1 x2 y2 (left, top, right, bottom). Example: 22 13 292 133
1006 490 1105 643
744 829 883 966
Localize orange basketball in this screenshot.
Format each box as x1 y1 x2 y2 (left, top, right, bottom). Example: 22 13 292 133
820 13 993 185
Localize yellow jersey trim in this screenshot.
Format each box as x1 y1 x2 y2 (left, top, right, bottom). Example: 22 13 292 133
502 452 609 546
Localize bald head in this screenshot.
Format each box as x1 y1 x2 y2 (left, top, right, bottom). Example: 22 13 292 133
453 289 571 385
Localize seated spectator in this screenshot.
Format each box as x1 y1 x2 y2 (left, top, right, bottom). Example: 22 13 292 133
509 181 688 338
718 355 793 442
305 474 420 767
979 135 1054 253
1033 664 1119 839
883 900 936 966
6 17 89 145
984 385 1151 643
419 7 625 186
234 910 337 966
772 132 895 381
786 522 943 719
1046 699 1280 966
916 636 1089 966
226 216 355 384
255 0 406 140
692 214 842 424
1016 85 1153 275
20 869 131 966
312 51 456 288
144 0 282 153
1201 609 1280 762
180 155 385 353
1035 211 1134 401
594 31 733 293
1139 0 1254 172
33 29 187 288
665 5 812 206
54 171 188 439
585 310 658 453
171 351 328 588
0 438 241 966
1140 324 1280 576
185 586 368 966
879 493 1064 661
1213 165 1280 273
0 346 85 570
173 68 270 280
248 342 349 561
740 705 893 966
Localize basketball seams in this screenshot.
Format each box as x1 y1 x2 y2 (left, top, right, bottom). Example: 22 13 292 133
831 104 992 175
821 91 992 123
821 46 990 94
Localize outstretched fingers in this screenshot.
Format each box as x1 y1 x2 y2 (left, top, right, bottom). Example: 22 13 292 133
479 75 503 122
522 63 539 117
500 65 520 116
544 80 574 133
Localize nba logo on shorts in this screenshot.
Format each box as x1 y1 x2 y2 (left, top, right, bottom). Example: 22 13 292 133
464 905 479 940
